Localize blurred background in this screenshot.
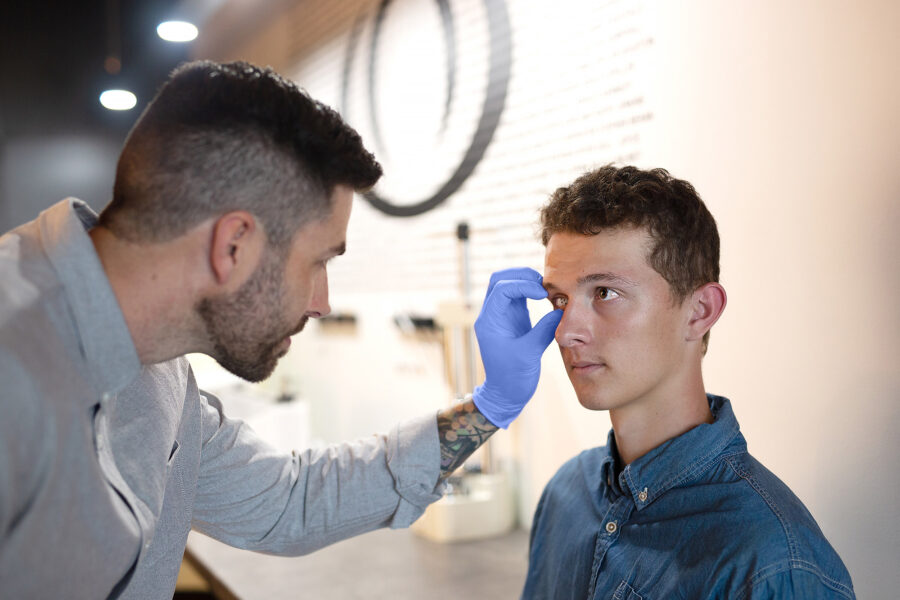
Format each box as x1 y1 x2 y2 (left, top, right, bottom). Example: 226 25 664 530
2 0 898 598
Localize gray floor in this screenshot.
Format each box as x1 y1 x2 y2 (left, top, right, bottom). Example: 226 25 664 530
187 527 530 599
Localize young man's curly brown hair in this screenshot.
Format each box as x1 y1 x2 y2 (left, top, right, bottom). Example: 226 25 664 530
540 164 720 349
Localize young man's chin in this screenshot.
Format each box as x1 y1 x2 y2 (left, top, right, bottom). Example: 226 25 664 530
573 389 616 412
570 377 635 412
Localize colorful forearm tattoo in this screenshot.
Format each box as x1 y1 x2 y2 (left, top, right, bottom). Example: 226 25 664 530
437 400 499 480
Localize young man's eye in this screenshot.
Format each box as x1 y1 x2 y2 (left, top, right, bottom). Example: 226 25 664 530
595 287 619 301
551 296 568 309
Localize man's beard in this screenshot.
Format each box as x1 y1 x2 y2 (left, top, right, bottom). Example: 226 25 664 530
196 251 307 383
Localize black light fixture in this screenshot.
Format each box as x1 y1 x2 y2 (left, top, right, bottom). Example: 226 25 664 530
99 0 136 111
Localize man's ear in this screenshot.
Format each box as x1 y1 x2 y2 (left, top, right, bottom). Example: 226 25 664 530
208 211 261 286
686 282 727 343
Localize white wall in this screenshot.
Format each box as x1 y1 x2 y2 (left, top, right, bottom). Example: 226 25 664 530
198 1 900 596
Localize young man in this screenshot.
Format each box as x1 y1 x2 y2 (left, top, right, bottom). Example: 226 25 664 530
0 61 562 598
522 165 855 599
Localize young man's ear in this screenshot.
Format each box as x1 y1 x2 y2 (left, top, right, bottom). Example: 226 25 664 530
686 282 727 343
208 211 262 286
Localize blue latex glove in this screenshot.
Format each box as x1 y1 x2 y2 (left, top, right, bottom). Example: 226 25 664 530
472 267 563 428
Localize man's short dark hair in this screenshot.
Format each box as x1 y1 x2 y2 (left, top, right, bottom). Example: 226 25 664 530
99 60 382 249
540 164 720 348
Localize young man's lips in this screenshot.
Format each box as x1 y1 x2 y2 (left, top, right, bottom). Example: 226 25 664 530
570 361 605 373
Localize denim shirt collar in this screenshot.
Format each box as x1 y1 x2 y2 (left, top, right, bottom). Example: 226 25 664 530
37 199 141 399
604 395 744 511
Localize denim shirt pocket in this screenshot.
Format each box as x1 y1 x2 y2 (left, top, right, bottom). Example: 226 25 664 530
609 580 644 600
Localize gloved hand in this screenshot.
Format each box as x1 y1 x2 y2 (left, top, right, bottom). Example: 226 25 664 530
472 267 563 428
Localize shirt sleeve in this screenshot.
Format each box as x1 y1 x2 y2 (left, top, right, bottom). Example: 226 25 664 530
190 390 444 555
744 566 856 600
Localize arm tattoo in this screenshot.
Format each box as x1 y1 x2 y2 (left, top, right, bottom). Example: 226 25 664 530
437 400 499 481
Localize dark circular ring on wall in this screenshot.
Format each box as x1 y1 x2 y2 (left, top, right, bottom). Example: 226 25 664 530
341 0 512 217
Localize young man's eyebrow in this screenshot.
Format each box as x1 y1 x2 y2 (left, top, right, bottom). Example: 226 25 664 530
578 272 637 287
542 272 636 292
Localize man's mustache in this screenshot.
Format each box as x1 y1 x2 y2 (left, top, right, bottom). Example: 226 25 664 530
291 316 309 336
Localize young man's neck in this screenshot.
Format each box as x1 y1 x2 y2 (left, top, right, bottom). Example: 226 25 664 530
610 372 712 466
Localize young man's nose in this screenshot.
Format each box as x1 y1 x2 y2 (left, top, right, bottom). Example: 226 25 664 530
554 299 592 347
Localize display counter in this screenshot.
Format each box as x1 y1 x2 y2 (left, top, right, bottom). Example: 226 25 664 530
185 526 529 599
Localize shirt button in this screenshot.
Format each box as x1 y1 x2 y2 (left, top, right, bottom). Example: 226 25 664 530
638 488 648 502
605 521 617 534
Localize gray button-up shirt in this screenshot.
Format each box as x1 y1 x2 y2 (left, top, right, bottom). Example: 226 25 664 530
0 199 443 598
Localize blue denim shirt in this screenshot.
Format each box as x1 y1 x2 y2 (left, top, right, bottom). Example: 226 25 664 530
522 395 855 599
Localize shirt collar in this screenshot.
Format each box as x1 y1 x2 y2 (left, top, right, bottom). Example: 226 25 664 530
614 394 744 510
597 429 623 494
38 199 141 397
